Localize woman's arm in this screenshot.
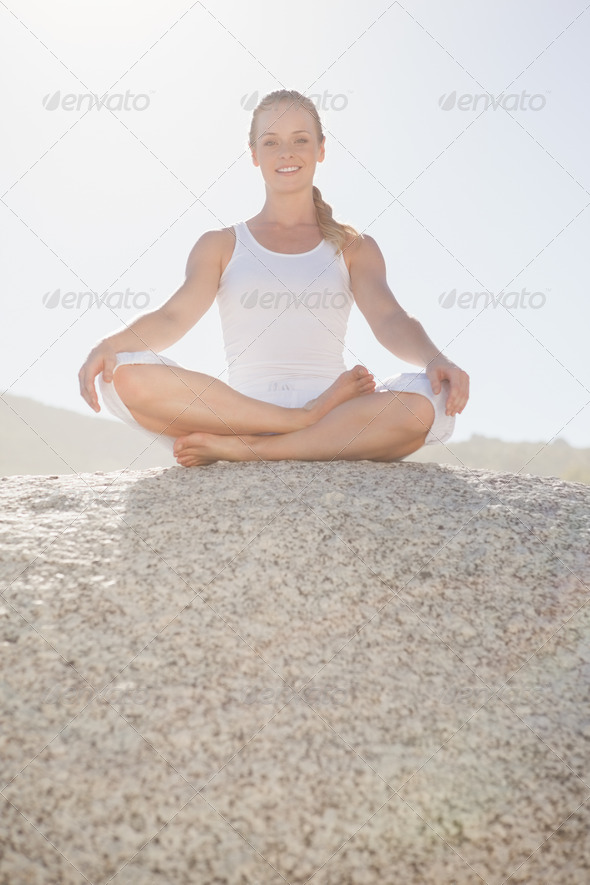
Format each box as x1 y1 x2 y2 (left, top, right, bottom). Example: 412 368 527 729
348 234 470 417
78 230 224 412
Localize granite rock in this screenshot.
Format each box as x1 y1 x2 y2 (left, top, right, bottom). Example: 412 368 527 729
1 460 589 884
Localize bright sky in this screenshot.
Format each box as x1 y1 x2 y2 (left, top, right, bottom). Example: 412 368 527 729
2 0 589 446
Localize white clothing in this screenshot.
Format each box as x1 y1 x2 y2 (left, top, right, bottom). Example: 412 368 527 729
216 220 354 392
98 221 455 452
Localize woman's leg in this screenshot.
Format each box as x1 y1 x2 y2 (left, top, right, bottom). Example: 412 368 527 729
111 361 376 437
377 372 455 446
174 390 436 466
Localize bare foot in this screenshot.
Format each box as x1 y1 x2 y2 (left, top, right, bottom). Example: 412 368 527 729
172 366 376 465
174 431 258 467
302 365 375 424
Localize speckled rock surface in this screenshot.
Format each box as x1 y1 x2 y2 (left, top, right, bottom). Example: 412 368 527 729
1 461 589 885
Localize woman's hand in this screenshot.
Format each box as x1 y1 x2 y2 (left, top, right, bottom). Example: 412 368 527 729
427 357 470 417
78 343 118 413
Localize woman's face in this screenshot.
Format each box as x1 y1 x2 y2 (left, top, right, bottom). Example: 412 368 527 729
251 102 325 189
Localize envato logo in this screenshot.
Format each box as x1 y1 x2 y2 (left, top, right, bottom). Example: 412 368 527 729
241 90 350 112
439 288 547 310
42 288 151 310
43 683 148 707
42 90 151 112
236 684 350 706
240 288 351 310
439 90 547 112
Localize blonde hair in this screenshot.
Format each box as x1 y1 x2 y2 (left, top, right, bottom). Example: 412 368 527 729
248 89 359 256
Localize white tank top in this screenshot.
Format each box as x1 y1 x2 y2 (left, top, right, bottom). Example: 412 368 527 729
216 220 354 396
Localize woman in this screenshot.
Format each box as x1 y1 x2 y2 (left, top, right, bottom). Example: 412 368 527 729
78 89 469 467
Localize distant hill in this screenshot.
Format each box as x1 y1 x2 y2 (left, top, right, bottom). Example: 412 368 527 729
1 394 588 483
0 394 176 476
406 432 590 484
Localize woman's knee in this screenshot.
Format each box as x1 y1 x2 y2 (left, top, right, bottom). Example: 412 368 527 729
112 364 150 405
385 392 435 438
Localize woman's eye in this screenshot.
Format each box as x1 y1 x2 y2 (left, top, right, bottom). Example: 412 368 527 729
263 138 308 146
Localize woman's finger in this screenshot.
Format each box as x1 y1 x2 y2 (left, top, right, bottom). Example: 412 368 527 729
102 355 116 383
84 383 99 412
78 358 102 411
429 367 441 395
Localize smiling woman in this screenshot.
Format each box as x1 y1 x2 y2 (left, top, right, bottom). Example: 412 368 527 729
79 88 469 467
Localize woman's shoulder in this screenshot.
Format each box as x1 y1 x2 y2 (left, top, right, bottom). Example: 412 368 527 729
188 226 236 252
185 226 237 279
215 226 239 272
198 225 237 246
189 225 237 261
341 232 382 273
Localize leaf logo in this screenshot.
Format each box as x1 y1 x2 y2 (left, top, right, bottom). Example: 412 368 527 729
42 91 61 111
439 91 456 111
240 289 258 308
439 289 456 308
240 91 259 111
42 289 61 308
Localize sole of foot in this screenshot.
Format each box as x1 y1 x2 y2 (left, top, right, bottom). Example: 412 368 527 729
303 365 375 422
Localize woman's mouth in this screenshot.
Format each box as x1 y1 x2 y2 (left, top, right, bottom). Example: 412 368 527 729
276 166 301 175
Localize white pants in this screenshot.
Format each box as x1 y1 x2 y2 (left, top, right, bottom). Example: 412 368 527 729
98 351 456 454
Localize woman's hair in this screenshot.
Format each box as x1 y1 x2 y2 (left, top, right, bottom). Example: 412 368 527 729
248 89 360 256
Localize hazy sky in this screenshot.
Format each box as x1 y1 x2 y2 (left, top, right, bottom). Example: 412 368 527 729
2 0 589 446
